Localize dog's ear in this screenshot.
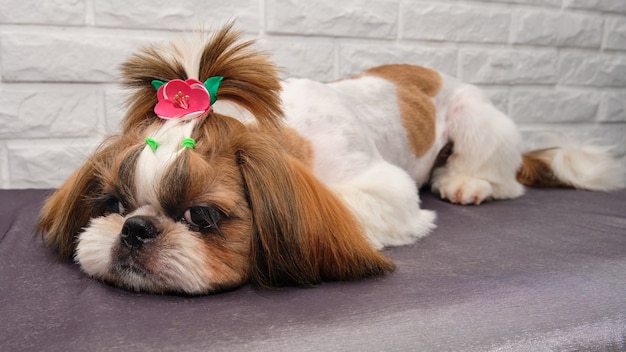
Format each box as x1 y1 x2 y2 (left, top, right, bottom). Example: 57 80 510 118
38 161 100 261
235 133 395 288
37 140 125 261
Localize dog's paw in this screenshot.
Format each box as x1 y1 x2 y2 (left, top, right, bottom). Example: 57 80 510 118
434 175 493 205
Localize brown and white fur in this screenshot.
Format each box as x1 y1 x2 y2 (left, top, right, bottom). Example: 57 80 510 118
38 24 625 295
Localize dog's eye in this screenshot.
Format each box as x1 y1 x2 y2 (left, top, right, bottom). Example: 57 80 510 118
106 197 125 215
182 206 224 232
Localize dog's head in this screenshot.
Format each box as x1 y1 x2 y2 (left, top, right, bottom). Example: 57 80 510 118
38 24 393 294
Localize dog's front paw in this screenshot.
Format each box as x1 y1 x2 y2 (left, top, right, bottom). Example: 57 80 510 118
433 175 493 205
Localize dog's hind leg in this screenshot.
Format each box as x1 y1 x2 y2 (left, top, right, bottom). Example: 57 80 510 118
430 86 525 205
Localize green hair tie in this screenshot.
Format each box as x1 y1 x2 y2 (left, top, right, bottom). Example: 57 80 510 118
181 138 196 149
145 138 159 152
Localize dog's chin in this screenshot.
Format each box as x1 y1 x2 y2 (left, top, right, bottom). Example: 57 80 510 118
74 215 247 295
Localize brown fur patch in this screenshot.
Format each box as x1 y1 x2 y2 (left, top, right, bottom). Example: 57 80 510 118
275 127 314 167
120 49 188 133
364 64 441 157
516 149 572 188
197 24 283 130
247 123 314 168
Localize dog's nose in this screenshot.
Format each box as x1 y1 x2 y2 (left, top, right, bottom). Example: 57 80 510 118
120 216 159 249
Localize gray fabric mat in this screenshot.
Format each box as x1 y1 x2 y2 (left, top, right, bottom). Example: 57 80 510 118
1 188 625 351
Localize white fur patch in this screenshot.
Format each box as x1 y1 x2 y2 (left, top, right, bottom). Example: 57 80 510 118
213 100 256 123
544 140 626 191
75 214 124 278
332 161 436 249
135 119 198 205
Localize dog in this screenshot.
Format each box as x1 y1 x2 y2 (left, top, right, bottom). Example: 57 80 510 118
38 24 625 295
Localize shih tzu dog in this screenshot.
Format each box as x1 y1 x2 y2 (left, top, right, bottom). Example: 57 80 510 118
38 24 624 295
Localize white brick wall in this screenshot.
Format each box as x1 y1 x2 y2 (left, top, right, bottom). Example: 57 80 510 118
1 0 625 189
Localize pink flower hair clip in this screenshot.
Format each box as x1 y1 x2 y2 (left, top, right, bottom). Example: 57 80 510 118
144 77 222 152
151 76 223 120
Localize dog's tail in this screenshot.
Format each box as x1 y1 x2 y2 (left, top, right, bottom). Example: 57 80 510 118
516 141 625 191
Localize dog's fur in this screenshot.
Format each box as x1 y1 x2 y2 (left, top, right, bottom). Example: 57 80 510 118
38 24 625 294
